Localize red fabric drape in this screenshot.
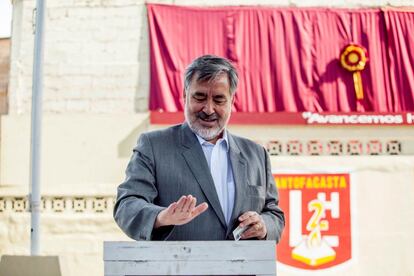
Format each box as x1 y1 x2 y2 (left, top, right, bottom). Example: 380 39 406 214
384 9 414 111
147 4 414 112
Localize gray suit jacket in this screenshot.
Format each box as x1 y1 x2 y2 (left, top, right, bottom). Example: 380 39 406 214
114 123 285 241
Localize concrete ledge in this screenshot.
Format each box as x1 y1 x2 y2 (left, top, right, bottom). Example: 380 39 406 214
0 113 149 189
0 255 62 276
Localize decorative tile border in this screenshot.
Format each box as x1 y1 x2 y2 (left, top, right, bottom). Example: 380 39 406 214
262 139 402 156
0 196 115 214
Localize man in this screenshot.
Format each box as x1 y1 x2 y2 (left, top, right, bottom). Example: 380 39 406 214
114 55 285 241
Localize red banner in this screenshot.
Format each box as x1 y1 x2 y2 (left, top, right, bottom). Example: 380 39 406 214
148 4 414 113
275 173 353 271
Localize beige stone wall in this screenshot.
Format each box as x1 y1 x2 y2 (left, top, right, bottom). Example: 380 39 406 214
0 38 10 114
8 0 150 115
1 0 414 275
0 114 149 189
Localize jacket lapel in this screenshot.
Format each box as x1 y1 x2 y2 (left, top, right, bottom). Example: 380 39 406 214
227 133 248 235
179 124 227 228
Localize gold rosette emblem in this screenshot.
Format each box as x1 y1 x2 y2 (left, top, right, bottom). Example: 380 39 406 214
340 44 368 100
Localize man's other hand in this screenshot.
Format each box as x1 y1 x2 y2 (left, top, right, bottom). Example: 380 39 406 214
238 211 267 240
154 195 208 228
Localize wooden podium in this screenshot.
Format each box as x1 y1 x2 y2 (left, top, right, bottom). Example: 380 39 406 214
104 241 276 276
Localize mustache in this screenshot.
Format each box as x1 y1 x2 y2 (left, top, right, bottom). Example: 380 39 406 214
197 111 219 121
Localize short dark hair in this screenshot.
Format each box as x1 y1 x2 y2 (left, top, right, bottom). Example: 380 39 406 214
184 55 238 96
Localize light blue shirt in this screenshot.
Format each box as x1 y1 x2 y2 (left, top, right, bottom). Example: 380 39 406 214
196 131 235 225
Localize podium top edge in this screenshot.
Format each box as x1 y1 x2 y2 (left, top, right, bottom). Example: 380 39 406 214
104 241 276 246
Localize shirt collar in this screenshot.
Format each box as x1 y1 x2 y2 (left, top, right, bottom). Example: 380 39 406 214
195 130 230 152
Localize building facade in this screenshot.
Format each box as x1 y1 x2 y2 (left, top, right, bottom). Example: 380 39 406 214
1 0 414 275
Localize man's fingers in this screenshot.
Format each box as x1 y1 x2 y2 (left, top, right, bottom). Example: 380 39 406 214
240 222 264 239
167 202 178 215
191 202 208 217
238 211 256 222
188 197 197 211
239 215 260 228
181 195 193 212
241 220 267 240
236 211 267 239
163 196 208 226
240 227 255 239
175 196 187 210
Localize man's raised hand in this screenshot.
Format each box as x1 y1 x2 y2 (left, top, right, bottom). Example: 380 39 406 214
154 195 208 228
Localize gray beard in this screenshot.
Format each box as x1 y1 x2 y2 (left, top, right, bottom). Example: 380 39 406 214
184 107 227 141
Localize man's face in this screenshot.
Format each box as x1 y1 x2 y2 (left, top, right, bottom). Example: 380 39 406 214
184 73 234 143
